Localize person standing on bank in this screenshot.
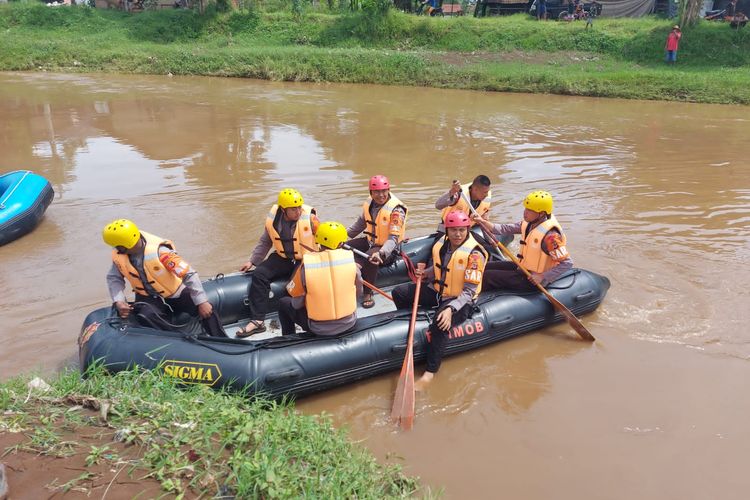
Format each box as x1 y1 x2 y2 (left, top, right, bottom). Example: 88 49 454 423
278 221 363 337
392 210 488 390
103 219 225 337
473 190 572 292
345 175 407 309
665 25 682 64
236 188 319 337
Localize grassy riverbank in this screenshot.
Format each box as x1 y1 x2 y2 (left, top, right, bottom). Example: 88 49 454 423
0 367 418 497
1 3 749 104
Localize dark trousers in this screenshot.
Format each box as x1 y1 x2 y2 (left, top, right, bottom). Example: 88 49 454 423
278 296 309 336
392 282 472 374
248 253 296 321
483 260 536 292
345 237 382 287
135 288 226 337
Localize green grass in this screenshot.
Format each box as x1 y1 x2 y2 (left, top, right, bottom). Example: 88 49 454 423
0 366 420 497
0 4 748 103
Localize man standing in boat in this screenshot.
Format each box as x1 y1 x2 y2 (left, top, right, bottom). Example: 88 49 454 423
392 210 488 390
278 221 363 337
102 219 225 337
236 188 319 337
473 190 572 291
345 175 408 310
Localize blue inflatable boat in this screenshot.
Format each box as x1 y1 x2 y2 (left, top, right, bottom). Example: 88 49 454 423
0 170 54 246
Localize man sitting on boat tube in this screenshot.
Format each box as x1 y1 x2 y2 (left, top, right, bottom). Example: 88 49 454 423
103 219 226 337
345 175 407 310
435 176 492 232
473 190 572 292
279 221 363 337
237 188 320 338
392 210 488 391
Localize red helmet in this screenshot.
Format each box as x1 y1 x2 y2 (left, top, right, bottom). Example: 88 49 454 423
369 175 390 191
444 210 471 228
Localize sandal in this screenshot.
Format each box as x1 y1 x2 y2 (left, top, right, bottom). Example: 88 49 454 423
362 294 375 309
236 320 266 338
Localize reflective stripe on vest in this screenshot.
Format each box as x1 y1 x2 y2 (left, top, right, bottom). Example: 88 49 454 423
362 193 408 246
519 215 567 273
440 183 491 227
112 231 183 298
303 249 357 322
264 204 318 260
431 234 488 299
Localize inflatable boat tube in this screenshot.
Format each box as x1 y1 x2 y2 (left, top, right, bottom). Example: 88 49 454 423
80 243 610 399
0 170 54 246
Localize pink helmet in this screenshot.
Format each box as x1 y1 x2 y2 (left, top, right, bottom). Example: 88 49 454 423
369 175 390 191
444 210 471 228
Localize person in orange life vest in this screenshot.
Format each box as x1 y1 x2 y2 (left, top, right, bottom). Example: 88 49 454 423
236 188 320 337
278 221 363 337
434 175 492 232
345 175 407 309
473 190 572 292
103 219 225 337
392 210 488 390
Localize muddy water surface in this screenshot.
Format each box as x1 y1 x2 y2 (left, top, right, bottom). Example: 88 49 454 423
1 73 748 499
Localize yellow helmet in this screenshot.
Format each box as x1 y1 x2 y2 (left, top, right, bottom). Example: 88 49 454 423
315 221 348 250
102 219 141 249
277 188 304 209
523 191 553 214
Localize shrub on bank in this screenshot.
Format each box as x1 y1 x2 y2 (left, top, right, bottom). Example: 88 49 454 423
0 366 420 497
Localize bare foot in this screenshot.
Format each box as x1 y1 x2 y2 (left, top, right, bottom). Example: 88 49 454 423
414 371 434 392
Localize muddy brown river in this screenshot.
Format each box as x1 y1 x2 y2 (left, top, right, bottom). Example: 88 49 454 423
1 72 748 499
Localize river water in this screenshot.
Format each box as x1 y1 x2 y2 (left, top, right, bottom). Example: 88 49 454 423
1 72 748 499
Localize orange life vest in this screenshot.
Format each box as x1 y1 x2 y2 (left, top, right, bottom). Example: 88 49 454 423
519 215 569 273
431 234 488 299
111 231 184 298
264 204 318 260
362 194 408 246
440 183 491 227
286 249 357 322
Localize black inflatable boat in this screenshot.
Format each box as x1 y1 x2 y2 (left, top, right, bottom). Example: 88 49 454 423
79 233 609 399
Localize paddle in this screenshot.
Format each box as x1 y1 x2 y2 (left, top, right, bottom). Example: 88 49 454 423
391 262 426 430
459 190 595 342
341 243 395 302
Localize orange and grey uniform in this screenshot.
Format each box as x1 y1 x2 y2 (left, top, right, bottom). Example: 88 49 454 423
249 204 318 264
487 215 572 285
107 231 209 305
246 204 319 322
281 249 363 336
346 194 407 257
435 184 491 229
430 233 488 311
391 233 487 374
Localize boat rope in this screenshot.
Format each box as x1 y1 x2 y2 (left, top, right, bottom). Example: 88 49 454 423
0 170 31 210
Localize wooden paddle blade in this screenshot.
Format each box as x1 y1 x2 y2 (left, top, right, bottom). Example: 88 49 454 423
390 351 415 428
390 358 408 421
544 291 596 341
391 265 424 430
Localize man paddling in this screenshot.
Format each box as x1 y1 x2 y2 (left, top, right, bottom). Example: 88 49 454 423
392 210 488 390
345 175 408 309
473 190 572 291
